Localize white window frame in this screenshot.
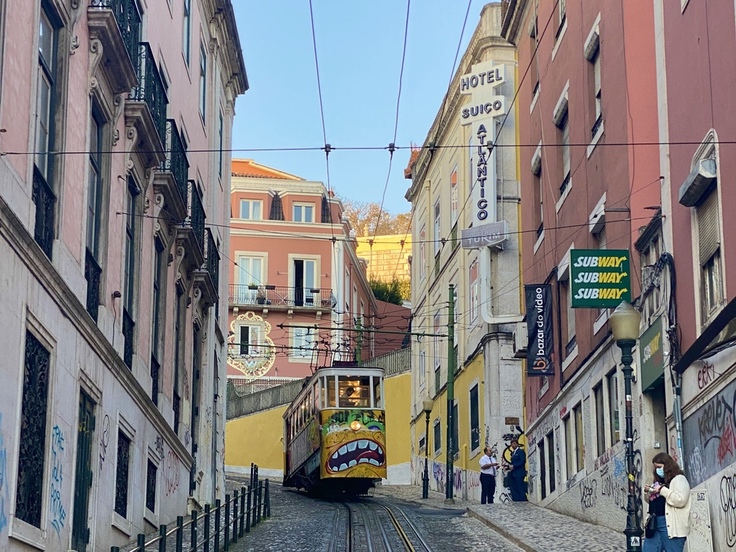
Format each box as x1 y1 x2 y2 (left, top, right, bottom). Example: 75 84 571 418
239 199 262 220
291 327 316 360
293 202 315 223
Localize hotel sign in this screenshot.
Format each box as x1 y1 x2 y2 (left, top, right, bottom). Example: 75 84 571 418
461 220 508 249
570 249 631 308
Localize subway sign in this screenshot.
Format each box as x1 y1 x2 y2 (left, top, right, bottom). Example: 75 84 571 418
570 249 631 308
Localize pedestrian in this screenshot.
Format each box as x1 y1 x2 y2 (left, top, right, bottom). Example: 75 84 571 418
642 452 691 552
479 445 499 504
508 438 527 502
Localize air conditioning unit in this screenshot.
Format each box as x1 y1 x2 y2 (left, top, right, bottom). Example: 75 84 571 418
679 158 716 207
513 321 528 358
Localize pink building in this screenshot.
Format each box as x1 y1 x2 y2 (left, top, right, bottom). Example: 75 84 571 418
227 160 400 387
0 1 246 549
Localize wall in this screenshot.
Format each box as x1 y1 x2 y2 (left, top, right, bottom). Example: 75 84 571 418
384 371 412 484
225 406 287 480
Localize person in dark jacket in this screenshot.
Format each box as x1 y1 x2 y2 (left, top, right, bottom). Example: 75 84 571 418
508 438 527 501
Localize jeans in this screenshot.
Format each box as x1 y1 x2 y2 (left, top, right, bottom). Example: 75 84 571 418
642 516 686 552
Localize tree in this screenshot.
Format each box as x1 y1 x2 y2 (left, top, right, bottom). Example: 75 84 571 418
341 200 411 236
370 278 407 305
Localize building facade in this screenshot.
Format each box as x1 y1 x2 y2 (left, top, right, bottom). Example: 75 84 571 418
406 3 524 502
0 1 246 550
502 0 661 530
355 234 411 291
227 160 381 387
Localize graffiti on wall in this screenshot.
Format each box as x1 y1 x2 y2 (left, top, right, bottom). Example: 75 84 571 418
50 425 67 536
682 378 736 486
0 415 8 533
98 414 110 471
697 360 716 390
720 473 736 547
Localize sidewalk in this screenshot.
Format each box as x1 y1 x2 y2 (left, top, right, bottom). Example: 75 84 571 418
372 485 626 552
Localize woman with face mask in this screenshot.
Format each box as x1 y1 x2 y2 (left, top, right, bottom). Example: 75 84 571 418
642 452 691 552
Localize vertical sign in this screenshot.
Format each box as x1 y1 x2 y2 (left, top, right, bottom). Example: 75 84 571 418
525 284 555 376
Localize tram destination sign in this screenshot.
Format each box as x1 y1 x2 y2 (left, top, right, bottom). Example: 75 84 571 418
570 249 631 308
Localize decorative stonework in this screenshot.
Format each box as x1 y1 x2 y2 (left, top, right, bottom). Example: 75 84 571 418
227 312 276 382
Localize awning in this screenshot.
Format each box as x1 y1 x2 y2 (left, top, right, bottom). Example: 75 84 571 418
673 296 736 373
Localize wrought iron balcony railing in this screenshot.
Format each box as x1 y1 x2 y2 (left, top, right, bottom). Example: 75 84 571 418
204 228 219 294
150 355 159 406
173 391 181 434
162 120 189 207
122 309 134 369
85 249 102 321
130 42 167 146
228 284 334 309
186 180 205 255
32 167 55 258
89 0 141 67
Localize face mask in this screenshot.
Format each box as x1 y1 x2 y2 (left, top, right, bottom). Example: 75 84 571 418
656 467 665 478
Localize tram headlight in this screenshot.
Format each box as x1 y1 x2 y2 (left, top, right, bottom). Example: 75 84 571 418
350 420 361 431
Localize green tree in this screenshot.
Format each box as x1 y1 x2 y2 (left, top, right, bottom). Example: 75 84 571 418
370 278 408 305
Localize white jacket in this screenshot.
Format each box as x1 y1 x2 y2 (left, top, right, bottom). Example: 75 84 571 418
658 474 691 538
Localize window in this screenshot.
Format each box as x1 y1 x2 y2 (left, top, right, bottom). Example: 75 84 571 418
35 8 56 181
218 110 224 179
291 327 315 359
293 203 314 223
451 401 459 459
419 349 426 387
182 0 191 66
590 47 602 137
561 280 576 355
433 419 442 455
697 187 723 318
433 200 441 257
593 383 605 456
470 384 480 451
237 324 262 357
531 143 543 236
235 256 264 304
151 240 165 405
433 310 441 371
173 286 185 434
199 41 207 119
15 331 51 527
558 110 570 194
529 16 539 94
556 0 567 38
574 402 584 470
547 431 556 493
450 166 459 227
146 459 157 513
114 431 131 518
85 111 105 320
239 199 262 220
564 415 575 478
539 439 547 499
123 178 138 369
607 370 620 444
419 225 426 280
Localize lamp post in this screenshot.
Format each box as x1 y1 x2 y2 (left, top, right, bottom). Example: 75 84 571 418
609 301 643 552
422 398 433 499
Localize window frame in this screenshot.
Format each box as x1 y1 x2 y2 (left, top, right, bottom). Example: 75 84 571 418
239 199 263 220
198 40 207 120
182 0 192 66
293 202 315 223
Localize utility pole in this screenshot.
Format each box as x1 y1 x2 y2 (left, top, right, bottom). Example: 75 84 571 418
445 284 456 503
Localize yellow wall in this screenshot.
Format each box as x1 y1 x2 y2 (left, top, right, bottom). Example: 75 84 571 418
225 405 286 473
355 235 411 283
384 371 411 467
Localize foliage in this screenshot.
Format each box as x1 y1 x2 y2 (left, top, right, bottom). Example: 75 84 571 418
341 200 411 236
370 278 409 305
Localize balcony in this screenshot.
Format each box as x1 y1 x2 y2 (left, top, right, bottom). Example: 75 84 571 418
122 309 134 369
125 42 167 169
228 284 334 310
32 168 55 259
175 181 205 274
193 228 219 310
87 0 139 93
152 120 188 223
84 249 102 321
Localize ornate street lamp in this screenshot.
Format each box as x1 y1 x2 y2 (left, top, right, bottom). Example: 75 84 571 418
422 397 433 499
609 301 643 552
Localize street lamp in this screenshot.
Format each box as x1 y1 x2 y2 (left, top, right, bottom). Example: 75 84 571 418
422 398 433 499
609 301 643 552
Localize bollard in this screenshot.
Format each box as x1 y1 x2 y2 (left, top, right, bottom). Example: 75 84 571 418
239 486 246 537
191 510 198 551
214 499 221 552
111 548 120 552
232 489 239 543
250 462 255 488
158 524 167 552
175 515 184 552
246 484 252 533
224 494 230 551
251 483 257 527
264 479 271 517
137 533 146 551
204 504 211 552
257 480 263 524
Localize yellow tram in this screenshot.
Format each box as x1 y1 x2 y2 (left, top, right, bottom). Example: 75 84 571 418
283 363 387 495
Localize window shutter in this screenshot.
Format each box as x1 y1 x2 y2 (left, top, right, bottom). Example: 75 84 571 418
698 187 720 265
562 116 571 176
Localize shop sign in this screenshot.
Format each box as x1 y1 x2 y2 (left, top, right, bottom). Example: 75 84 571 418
570 249 631 308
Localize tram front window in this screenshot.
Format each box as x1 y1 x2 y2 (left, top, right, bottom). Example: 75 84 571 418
338 376 371 407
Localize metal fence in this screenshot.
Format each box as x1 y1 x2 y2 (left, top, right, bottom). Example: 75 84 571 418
111 465 270 552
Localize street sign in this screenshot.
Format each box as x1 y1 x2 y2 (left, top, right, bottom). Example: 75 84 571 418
570 249 631 308
461 220 508 249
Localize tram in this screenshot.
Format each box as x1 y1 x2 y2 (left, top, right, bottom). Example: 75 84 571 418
283 363 387 495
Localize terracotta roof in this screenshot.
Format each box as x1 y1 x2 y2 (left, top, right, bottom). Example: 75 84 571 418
403 147 421 179
231 159 304 180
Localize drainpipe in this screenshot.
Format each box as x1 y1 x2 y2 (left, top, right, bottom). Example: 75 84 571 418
479 246 524 325
672 372 685 469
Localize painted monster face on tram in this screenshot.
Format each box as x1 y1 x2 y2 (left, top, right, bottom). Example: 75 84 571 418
321 410 386 478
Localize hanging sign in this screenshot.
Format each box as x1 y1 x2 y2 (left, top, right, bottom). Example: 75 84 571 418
525 284 555 376
570 249 631 308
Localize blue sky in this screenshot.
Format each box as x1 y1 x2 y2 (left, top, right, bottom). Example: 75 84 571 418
231 0 493 216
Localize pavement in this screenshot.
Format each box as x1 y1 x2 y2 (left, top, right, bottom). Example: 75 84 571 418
371 485 627 552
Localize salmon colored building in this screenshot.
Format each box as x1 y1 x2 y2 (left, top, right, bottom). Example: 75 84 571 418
227 160 382 386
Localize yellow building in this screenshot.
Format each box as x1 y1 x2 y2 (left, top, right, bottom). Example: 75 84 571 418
355 235 412 285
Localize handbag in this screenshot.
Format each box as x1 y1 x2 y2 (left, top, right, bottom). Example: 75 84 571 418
645 514 657 538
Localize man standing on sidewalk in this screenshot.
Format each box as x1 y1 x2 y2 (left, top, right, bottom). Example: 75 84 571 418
508 438 528 501
479 446 499 504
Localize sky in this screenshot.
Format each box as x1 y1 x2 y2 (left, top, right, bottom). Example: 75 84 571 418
231 0 494 216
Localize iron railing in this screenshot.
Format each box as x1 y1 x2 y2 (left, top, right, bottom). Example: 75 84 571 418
186 181 205 255
32 167 55 258
85 249 102 321
204 228 220 294
228 284 333 309
110 464 270 552
123 310 135 369
150 355 159 406
173 391 181 434
163 119 189 207
130 42 167 146
89 0 141 67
